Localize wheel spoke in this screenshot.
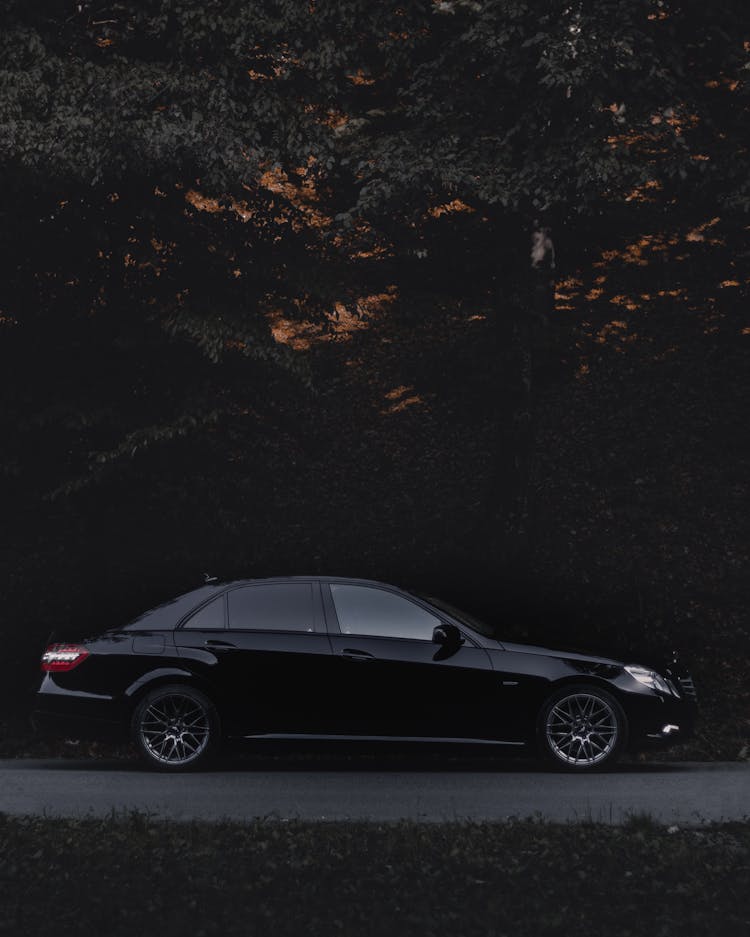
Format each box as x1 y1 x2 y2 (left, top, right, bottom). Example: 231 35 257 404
590 713 614 728
183 714 208 729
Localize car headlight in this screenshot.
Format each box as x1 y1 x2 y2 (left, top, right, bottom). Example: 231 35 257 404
624 664 673 695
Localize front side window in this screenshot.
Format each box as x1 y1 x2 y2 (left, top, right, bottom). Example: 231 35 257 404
330 584 439 641
228 583 314 632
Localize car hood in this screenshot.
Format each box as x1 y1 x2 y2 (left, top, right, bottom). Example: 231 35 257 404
495 638 679 673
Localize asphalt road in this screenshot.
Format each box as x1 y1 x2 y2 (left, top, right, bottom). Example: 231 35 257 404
1 756 749 824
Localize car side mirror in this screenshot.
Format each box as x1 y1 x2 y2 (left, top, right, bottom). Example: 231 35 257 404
432 623 464 647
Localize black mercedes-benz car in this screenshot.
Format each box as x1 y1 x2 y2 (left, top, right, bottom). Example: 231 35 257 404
34 576 697 771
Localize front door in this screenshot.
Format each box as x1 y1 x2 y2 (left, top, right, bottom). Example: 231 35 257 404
324 582 499 740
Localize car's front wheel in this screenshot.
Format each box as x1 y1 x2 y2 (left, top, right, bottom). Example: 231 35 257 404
132 684 219 771
537 684 627 771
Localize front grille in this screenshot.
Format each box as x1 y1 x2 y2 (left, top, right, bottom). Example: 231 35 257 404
677 675 697 702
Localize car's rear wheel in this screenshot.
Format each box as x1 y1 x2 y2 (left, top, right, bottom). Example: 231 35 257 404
132 684 219 771
537 684 627 771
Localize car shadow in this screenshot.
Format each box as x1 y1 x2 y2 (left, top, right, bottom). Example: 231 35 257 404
14 748 697 774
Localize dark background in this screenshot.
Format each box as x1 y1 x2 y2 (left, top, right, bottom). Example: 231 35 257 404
0 1 747 757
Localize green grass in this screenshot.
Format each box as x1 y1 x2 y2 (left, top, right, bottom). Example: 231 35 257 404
1 814 749 936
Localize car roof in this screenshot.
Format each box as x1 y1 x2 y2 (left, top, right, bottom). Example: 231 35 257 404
122 578 407 631
216 576 402 589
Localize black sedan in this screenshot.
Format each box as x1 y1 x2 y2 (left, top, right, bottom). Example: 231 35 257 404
34 576 698 771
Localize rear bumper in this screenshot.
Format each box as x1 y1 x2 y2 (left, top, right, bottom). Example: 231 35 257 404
31 708 127 742
33 685 128 742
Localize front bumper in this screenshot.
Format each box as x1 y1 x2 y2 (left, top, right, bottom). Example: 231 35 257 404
625 693 698 751
638 720 693 750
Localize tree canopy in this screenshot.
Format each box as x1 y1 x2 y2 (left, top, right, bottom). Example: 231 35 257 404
0 1 748 753
1 1 746 479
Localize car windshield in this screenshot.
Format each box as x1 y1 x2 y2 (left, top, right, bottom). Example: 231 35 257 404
417 594 496 638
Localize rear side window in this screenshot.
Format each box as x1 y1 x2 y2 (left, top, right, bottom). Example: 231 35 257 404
228 583 314 632
182 595 226 630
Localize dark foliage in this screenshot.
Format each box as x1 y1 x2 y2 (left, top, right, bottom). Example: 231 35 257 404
1 814 750 936
0 2 748 753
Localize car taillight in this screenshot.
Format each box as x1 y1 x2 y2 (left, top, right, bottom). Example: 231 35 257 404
41 644 90 672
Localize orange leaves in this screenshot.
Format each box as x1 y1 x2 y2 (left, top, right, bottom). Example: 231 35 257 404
609 295 641 312
704 78 740 92
685 217 721 243
267 312 320 351
624 179 663 203
346 70 375 86
593 233 684 269
381 385 425 415
185 189 253 222
427 199 475 219
267 291 396 352
595 319 638 347
555 276 584 311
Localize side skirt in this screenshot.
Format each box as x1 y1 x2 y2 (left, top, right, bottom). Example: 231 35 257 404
237 733 526 746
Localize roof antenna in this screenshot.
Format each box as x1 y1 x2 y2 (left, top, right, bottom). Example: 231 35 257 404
203 572 219 584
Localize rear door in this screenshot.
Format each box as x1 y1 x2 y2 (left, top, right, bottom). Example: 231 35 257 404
323 582 499 740
175 581 335 736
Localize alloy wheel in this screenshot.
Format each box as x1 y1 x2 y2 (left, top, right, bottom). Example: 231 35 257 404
544 692 619 767
138 692 211 767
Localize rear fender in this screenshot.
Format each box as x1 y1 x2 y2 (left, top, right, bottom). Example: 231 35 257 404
124 668 218 705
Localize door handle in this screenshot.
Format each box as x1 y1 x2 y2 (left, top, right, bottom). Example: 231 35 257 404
342 649 376 662
204 639 237 649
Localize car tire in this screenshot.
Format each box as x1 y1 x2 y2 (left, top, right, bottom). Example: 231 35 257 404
131 684 219 772
536 683 627 771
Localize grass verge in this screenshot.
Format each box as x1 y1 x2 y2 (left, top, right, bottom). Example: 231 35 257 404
0 814 749 936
